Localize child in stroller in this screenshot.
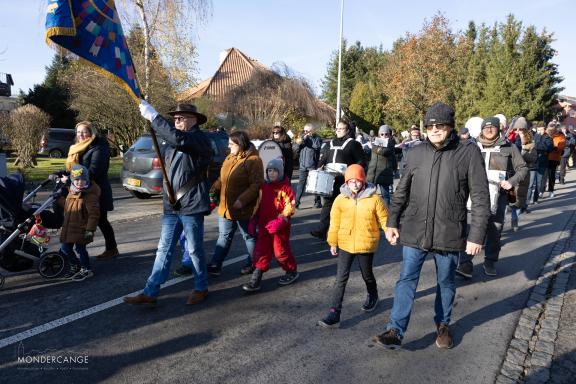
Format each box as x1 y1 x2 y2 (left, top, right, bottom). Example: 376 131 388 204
0 173 66 288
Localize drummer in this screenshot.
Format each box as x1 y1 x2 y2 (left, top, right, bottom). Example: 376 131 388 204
310 119 366 240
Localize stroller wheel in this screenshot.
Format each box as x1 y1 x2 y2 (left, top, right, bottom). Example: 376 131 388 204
37 252 67 279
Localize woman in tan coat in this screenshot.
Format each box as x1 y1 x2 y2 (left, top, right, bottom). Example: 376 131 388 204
207 130 264 276
60 164 101 281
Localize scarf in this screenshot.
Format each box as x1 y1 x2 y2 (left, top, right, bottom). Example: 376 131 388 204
70 181 90 194
65 136 95 171
477 133 501 148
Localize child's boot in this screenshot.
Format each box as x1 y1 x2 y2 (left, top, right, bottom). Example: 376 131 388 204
318 307 341 328
362 292 379 312
242 268 263 292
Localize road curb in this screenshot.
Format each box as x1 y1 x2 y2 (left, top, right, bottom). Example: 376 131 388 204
495 209 576 384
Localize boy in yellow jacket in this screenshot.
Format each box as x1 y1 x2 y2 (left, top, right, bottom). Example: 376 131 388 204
318 164 388 328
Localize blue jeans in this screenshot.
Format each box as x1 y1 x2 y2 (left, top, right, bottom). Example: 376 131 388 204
526 170 539 204
386 246 458 339
60 243 89 269
377 184 391 207
209 216 254 268
143 213 207 297
179 232 193 268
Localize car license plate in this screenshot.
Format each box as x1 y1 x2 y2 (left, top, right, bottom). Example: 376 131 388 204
127 178 141 187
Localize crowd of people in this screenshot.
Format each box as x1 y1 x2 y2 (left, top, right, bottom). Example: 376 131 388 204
52 97 574 350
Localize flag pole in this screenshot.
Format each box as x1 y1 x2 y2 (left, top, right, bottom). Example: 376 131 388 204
134 0 176 205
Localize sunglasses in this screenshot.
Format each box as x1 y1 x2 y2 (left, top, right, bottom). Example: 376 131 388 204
303 130 311 133
273 131 281 134
174 116 189 122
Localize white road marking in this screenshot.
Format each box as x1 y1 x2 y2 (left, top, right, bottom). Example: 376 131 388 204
1 247 332 350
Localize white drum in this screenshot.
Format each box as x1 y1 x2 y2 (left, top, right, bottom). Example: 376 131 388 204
306 170 335 197
258 140 283 178
325 162 347 174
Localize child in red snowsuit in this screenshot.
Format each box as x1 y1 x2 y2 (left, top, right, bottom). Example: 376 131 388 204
242 158 298 292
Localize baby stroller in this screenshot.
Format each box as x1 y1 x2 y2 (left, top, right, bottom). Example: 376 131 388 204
0 173 67 289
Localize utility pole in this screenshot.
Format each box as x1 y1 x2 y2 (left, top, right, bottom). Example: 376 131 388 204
335 0 344 126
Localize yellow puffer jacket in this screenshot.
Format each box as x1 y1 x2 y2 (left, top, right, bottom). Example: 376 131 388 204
327 183 388 254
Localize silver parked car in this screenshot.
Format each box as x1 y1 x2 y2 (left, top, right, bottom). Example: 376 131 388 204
121 131 229 199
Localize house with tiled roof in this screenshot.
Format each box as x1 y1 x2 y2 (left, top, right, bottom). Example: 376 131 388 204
178 48 270 102
178 48 334 131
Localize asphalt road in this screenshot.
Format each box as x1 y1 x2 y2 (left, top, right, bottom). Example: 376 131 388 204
1 175 575 384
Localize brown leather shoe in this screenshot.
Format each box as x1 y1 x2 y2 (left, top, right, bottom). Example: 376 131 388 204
435 324 453 349
97 248 119 259
124 294 157 305
186 290 208 305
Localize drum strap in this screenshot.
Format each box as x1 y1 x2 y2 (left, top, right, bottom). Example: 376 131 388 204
329 138 353 163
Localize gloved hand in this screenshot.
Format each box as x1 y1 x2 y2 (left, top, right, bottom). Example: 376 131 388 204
265 217 287 234
139 99 158 122
83 230 94 242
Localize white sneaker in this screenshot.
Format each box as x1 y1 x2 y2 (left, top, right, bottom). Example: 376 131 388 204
550 191 555 198
72 268 94 282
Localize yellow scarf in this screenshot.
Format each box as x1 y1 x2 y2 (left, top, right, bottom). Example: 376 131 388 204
65 136 95 171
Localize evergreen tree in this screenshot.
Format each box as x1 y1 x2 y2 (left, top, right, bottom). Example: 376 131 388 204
455 24 490 126
21 53 77 128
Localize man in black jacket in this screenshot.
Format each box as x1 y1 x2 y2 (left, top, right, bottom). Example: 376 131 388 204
457 117 528 278
310 119 365 240
374 102 490 350
366 124 396 205
295 123 323 208
124 101 213 306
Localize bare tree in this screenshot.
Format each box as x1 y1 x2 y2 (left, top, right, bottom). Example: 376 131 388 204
5 104 50 168
216 68 334 139
121 0 213 93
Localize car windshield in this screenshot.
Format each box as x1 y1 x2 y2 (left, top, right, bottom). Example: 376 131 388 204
131 136 153 152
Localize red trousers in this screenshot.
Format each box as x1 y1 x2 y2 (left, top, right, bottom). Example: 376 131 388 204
253 228 297 272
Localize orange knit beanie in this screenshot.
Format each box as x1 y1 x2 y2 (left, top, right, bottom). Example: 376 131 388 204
344 164 365 183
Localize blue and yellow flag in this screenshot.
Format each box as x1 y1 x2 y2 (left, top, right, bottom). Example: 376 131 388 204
45 0 140 100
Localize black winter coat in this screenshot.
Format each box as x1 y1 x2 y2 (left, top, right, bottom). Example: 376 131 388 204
274 137 294 180
533 133 553 169
79 136 113 211
152 115 213 216
366 137 396 186
298 134 322 169
387 133 491 252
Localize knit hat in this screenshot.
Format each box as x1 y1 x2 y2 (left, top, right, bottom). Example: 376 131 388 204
481 117 500 129
266 158 284 182
460 127 469 135
70 164 89 182
510 116 528 130
344 164 365 183
378 125 392 135
424 102 455 127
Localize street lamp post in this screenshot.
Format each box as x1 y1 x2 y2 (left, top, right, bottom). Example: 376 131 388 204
335 0 344 126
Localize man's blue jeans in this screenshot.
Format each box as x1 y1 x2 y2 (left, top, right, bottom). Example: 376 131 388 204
209 216 254 268
179 232 192 268
528 169 543 204
143 213 207 297
386 246 458 339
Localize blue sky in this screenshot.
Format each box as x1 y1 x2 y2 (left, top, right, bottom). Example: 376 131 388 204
2 0 575 98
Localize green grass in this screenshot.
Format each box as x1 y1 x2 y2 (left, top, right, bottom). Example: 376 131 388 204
7 157 123 182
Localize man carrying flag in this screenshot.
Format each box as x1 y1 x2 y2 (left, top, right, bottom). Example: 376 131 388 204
45 0 214 305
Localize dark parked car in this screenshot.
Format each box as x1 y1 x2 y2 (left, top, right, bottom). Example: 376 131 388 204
38 128 76 158
121 131 229 199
